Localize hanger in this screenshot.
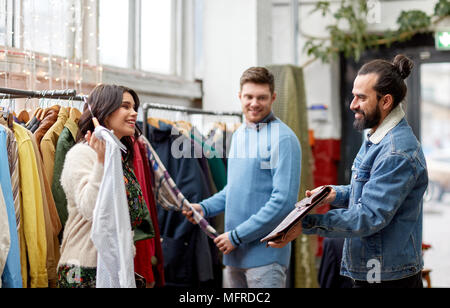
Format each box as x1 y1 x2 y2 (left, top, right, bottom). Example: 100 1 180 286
1 95 14 129
30 97 42 119
35 94 47 120
157 117 176 126
147 117 161 129
46 91 61 113
0 94 6 119
69 96 82 123
83 96 126 153
17 97 31 124
65 97 72 114
176 120 192 131
1 95 11 118
36 107 45 120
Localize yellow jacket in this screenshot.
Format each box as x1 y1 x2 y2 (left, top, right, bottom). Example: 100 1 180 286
13 123 48 288
27 128 61 288
40 106 68 185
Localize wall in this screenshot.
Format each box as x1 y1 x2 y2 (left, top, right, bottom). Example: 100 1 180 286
202 0 273 113
202 0 441 138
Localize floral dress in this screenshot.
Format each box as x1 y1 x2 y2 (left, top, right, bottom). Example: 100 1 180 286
57 157 154 288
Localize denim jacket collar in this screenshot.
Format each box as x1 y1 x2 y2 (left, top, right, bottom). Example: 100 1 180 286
368 104 405 145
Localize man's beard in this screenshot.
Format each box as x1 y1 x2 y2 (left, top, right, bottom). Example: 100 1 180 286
353 104 381 132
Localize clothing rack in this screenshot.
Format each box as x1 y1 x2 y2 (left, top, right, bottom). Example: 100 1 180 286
0 87 86 101
141 102 243 139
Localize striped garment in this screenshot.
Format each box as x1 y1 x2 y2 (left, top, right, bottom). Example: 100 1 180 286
139 136 218 240
0 121 21 233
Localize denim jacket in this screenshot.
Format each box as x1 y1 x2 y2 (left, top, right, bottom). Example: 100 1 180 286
302 105 428 281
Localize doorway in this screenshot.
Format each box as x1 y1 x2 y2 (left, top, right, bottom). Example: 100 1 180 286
418 61 450 288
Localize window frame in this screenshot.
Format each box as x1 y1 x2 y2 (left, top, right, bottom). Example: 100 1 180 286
100 0 194 78
0 0 201 104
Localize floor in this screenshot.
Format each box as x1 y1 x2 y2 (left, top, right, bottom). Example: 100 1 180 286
423 192 450 288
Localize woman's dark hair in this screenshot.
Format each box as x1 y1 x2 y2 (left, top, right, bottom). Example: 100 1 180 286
357 54 414 109
76 84 141 162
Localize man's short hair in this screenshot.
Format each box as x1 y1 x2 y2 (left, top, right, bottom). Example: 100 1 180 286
240 67 275 94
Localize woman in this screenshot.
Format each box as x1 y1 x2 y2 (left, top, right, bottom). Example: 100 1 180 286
57 84 154 288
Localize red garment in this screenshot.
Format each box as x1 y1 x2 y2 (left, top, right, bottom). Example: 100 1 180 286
132 140 155 284
312 139 341 257
136 139 165 287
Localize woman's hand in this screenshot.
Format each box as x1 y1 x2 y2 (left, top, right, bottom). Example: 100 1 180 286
86 130 106 164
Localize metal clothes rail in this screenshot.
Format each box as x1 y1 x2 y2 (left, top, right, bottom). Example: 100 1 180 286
141 102 242 138
0 87 86 101
0 88 243 141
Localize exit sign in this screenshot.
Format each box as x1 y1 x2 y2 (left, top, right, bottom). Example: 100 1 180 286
435 31 450 50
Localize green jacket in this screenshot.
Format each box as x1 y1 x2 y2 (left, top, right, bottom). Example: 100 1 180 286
51 119 78 233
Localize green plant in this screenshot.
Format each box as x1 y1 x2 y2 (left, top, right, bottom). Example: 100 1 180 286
435 0 450 17
303 0 450 65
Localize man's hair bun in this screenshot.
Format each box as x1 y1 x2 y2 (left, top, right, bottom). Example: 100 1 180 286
393 54 414 80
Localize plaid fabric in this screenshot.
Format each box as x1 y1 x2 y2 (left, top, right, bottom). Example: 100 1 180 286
139 136 218 240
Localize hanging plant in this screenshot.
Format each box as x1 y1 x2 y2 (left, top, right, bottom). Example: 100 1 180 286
303 0 450 65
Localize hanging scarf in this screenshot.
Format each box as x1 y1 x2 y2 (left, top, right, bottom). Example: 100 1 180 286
139 136 219 240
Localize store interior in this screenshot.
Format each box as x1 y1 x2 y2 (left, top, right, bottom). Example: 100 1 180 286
1 0 449 288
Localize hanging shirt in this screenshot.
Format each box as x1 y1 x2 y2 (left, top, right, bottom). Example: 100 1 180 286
0 185 11 288
147 122 215 287
132 140 155 285
25 128 61 288
0 126 22 288
13 123 48 288
190 128 227 191
90 126 136 288
51 118 78 232
0 119 21 233
137 139 165 287
34 105 60 147
40 106 68 185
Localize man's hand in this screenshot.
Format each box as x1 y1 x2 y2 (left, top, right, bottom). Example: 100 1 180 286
305 185 336 207
214 232 236 255
181 203 204 224
267 222 303 249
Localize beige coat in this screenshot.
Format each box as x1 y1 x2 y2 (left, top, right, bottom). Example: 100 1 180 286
58 143 104 269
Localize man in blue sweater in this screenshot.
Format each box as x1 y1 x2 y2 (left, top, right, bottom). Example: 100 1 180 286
183 67 301 288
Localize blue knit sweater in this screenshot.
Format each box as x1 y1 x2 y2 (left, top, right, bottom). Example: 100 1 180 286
200 117 301 268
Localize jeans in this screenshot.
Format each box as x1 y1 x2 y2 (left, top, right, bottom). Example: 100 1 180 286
352 271 423 288
223 263 287 288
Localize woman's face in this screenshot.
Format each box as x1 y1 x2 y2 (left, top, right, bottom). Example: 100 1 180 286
105 92 138 139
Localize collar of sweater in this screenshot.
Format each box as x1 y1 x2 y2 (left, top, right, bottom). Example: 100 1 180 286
245 112 277 131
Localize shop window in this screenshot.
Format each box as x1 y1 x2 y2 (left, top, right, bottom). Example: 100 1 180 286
140 0 173 74
0 0 6 46
99 0 129 68
22 0 68 57
194 0 204 79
